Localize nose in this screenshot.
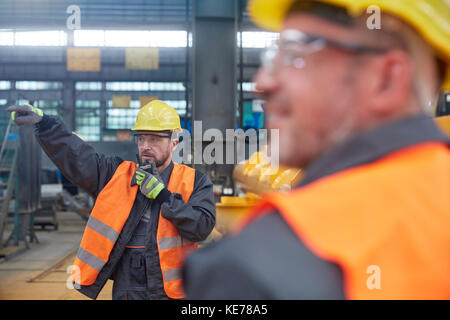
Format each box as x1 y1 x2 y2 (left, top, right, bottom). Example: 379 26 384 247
139 141 154 152
252 67 279 96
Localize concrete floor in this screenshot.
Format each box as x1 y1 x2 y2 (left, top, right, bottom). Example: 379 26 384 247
0 210 112 300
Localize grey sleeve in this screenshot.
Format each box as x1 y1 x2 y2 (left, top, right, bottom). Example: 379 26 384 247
183 240 271 300
34 115 122 198
183 211 345 300
160 170 216 242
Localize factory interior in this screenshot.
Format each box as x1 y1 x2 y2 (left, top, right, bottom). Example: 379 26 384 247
0 0 449 301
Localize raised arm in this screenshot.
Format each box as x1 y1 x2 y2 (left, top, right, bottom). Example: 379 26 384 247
7 105 122 198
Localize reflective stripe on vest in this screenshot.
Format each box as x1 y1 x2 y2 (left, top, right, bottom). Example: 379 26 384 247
72 161 138 286
236 142 450 299
157 162 197 299
71 161 197 299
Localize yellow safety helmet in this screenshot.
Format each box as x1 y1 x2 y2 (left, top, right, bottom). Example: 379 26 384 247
248 0 450 82
132 100 182 132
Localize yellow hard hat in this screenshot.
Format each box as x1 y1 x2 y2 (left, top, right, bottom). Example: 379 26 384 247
248 0 450 63
132 100 181 132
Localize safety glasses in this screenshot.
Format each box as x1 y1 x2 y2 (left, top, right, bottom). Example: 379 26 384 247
261 29 388 74
134 132 172 146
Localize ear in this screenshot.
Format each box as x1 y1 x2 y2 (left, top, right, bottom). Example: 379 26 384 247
362 50 414 115
171 139 179 152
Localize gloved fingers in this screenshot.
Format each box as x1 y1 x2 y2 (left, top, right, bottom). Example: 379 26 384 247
6 105 30 113
135 167 147 174
142 176 158 192
135 168 148 178
6 104 32 113
6 104 42 120
13 114 37 126
134 169 147 186
135 173 143 181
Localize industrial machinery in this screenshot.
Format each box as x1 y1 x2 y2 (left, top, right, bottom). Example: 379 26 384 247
214 150 302 237
0 122 41 250
435 115 450 135
214 111 450 239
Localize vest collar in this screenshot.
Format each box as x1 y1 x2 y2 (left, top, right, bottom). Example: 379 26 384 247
298 114 450 187
160 161 174 185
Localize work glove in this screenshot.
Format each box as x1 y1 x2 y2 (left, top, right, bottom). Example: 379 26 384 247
133 162 166 199
6 104 43 126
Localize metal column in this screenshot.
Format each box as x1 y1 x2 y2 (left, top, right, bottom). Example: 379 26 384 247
61 81 75 131
192 0 238 191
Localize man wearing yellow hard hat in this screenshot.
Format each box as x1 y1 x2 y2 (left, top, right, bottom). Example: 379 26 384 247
6 100 215 300
183 0 450 299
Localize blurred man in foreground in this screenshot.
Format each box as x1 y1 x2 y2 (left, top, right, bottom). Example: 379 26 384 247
183 0 450 299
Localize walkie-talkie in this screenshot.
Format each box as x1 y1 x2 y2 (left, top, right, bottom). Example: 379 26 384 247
136 154 153 171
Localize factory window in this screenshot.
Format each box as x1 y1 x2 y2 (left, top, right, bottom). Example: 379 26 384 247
0 30 190 48
14 30 67 46
74 30 188 47
165 100 187 116
105 31 151 47
75 82 102 91
106 82 150 91
149 82 185 91
238 32 279 48
76 108 100 141
74 30 105 47
0 31 14 46
238 82 256 92
106 107 140 130
24 100 61 116
0 99 9 134
0 81 11 90
76 100 101 141
15 81 62 90
105 82 185 92
149 31 187 48
76 100 101 108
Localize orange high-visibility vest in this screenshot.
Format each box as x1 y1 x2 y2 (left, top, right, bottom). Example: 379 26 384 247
236 142 450 299
71 161 196 299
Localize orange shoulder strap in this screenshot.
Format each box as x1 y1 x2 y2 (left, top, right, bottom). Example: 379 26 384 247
157 162 197 299
167 162 196 201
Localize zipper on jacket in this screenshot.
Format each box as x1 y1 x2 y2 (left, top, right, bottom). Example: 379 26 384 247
101 197 152 285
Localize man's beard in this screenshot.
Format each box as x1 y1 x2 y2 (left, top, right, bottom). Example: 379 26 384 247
140 151 170 168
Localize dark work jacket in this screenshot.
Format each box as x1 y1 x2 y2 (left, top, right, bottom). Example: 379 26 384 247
183 114 450 299
34 115 216 300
